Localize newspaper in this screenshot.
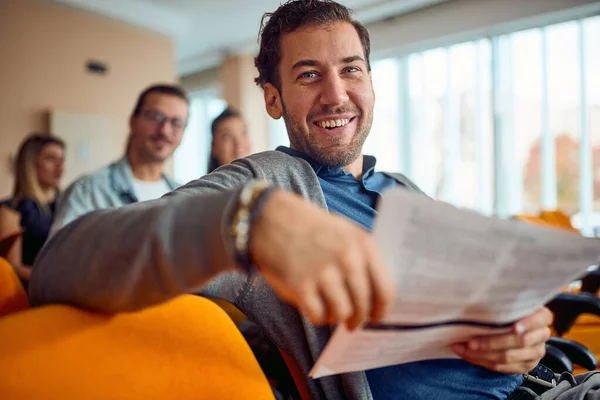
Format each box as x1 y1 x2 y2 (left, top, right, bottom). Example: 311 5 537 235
310 188 600 378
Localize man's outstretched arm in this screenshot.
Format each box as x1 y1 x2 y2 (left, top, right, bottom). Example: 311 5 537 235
30 183 397 329
32 159 260 312
30 189 240 313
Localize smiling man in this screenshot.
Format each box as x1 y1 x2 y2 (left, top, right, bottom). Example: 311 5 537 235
264 23 373 178
50 84 186 233
31 2 553 400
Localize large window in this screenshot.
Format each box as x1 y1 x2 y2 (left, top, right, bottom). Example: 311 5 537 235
584 16 600 233
370 14 600 233
375 39 493 213
364 58 401 172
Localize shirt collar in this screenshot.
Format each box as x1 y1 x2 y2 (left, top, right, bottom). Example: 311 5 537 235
276 146 378 179
110 156 180 198
110 157 136 196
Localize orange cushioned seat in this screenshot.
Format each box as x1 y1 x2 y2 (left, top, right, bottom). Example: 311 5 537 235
0 257 29 317
0 257 274 400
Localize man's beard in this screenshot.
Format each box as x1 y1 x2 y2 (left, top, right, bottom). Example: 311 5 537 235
281 102 373 169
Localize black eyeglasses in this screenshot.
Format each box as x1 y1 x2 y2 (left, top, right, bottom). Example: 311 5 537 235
140 109 187 132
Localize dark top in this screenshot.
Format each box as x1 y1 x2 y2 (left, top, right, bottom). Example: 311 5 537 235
14 198 57 266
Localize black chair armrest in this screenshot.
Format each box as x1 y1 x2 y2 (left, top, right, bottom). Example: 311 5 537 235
581 269 600 295
542 344 573 374
546 293 600 336
546 337 598 371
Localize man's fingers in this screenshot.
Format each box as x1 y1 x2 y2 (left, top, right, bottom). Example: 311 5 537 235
456 342 547 366
453 309 551 374
343 259 370 330
252 193 396 328
319 266 353 325
298 283 326 326
492 361 542 375
365 241 396 323
513 307 553 334
467 327 551 352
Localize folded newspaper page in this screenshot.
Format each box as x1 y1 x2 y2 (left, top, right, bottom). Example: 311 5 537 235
310 188 600 378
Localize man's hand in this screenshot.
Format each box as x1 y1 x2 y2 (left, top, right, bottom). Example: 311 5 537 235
249 190 396 330
452 307 552 374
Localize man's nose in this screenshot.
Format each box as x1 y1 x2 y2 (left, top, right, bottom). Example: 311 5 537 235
320 73 349 106
157 119 172 135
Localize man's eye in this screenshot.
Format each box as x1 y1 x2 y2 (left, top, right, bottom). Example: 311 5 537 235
343 66 360 73
299 71 318 79
172 119 185 128
146 111 163 121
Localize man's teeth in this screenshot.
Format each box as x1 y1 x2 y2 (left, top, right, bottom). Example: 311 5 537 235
317 118 350 128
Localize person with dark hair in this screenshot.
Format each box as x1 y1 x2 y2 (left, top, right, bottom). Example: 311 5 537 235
8 133 65 283
207 107 251 173
32 2 555 399
50 84 187 233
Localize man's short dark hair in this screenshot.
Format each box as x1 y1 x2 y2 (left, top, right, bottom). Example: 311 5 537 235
131 84 189 116
254 0 371 89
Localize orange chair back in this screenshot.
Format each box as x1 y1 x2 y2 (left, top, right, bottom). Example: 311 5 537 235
539 210 579 233
0 295 274 400
0 206 23 268
0 257 29 317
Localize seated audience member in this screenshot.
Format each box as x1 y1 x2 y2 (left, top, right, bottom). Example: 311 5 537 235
9 134 65 284
31 2 559 399
207 107 251 173
50 84 187 233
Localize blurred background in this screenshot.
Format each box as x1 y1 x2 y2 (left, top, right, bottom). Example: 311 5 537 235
1 0 599 233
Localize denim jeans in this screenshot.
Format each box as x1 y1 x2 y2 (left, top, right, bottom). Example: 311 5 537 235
367 359 524 400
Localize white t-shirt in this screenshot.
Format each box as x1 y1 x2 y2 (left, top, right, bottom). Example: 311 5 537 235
132 178 171 202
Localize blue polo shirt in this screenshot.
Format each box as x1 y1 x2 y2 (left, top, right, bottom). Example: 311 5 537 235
277 146 522 400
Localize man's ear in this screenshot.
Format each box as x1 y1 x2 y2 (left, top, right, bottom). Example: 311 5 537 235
264 83 283 119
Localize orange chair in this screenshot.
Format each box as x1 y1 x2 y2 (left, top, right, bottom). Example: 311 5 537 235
0 257 29 317
539 210 579 233
0 257 274 400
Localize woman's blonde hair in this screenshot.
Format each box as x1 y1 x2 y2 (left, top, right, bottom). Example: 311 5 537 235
12 133 65 207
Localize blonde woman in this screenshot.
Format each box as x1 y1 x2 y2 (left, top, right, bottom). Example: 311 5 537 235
10 133 65 284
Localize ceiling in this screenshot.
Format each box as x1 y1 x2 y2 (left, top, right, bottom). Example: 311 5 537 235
49 0 447 76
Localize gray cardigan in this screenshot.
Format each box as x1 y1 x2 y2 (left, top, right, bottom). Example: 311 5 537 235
29 150 422 400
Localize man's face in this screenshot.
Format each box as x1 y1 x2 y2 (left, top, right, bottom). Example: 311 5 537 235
264 21 374 168
129 92 189 163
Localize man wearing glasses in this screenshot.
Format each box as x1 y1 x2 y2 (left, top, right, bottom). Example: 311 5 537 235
50 84 187 233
